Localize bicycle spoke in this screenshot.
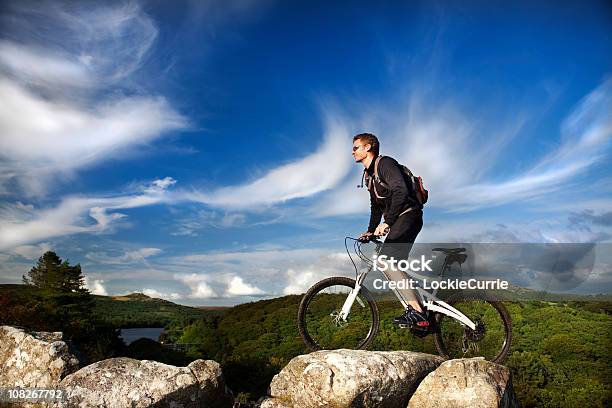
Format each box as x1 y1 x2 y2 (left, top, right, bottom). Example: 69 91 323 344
435 298 511 363
298 277 379 351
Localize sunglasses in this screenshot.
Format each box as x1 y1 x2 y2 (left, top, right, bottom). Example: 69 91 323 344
352 144 366 152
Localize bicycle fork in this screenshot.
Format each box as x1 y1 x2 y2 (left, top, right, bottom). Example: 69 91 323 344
338 280 366 320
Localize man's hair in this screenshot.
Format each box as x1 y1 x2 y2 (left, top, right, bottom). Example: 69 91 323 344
353 133 380 155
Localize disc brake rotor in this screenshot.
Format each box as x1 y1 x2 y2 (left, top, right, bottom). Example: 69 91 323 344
330 311 348 328
462 320 485 354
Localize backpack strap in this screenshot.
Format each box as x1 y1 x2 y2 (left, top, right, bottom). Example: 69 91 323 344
373 155 386 187
369 155 387 199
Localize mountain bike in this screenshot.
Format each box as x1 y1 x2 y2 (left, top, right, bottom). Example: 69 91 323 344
297 236 512 363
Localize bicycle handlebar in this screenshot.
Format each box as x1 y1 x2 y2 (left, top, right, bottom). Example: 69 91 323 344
358 236 381 243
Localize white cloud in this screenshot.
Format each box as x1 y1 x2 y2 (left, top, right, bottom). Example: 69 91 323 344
0 178 176 251
418 217 611 244
8 242 52 260
282 267 320 296
181 116 353 209
170 209 278 236
315 78 612 216
225 276 265 296
144 177 177 194
282 252 352 295
0 1 157 87
156 247 353 301
0 80 187 196
84 276 108 296
142 288 181 300
0 2 187 197
0 40 91 89
444 80 611 212
175 273 219 299
86 247 162 265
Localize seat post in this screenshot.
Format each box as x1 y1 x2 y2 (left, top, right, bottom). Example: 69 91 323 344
432 247 467 276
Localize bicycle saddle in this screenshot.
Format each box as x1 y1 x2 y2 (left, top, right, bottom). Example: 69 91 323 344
432 247 466 255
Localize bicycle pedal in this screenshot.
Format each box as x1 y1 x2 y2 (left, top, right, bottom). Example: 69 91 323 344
410 326 430 338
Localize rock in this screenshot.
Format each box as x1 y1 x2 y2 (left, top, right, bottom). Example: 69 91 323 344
408 358 519 408
260 398 292 408
57 357 233 408
0 325 80 388
187 359 233 404
265 349 444 408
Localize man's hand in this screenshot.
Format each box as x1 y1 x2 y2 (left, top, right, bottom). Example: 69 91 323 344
358 231 373 242
374 223 390 237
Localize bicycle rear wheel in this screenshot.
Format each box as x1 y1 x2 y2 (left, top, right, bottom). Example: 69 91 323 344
298 277 379 351
433 291 512 364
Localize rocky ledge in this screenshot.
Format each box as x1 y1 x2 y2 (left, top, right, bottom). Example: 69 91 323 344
261 350 519 408
0 326 233 407
1 326 519 408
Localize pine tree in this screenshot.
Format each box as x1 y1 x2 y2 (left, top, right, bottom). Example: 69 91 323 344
18 250 123 363
23 251 62 289
23 251 89 293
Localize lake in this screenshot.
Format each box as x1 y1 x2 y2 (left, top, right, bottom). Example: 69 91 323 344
119 327 164 345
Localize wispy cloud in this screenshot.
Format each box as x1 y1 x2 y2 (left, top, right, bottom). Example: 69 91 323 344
569 210 612 227
169 208 282 236
6 242 52 260
0 178 176 251
418 216 612 243
446 79 611 212
315 78 611 216
2 76 609 251
86 247 162 265
181 116 353 209
0 1 188 197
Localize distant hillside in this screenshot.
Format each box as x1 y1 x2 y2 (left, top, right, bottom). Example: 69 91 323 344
0 285 226 328
110 292 154 301
93 292 227 328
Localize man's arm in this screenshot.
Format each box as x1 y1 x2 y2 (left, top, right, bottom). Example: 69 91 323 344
379 157 409 227
367 190 383 233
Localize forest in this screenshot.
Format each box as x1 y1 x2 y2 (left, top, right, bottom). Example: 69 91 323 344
1 251 610 407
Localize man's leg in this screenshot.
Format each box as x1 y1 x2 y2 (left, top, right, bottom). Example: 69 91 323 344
378 242 423 311
380 211 424 313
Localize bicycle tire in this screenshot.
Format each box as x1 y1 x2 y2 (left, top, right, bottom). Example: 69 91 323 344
433 291 512 364
298 276 379 351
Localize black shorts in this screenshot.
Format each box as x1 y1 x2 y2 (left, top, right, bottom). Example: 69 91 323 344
380 209 423 260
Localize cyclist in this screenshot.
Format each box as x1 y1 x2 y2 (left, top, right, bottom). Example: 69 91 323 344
352 133 429 329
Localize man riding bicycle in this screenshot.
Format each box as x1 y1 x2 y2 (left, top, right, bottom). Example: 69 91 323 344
352 133 429 328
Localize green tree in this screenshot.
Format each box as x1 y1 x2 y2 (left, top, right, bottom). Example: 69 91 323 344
23 251 88 293
16 250 125 363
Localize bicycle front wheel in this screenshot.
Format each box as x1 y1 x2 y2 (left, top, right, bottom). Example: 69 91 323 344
434 291 512 364
298 277 379 351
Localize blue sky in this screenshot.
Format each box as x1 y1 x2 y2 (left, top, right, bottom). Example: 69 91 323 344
0 0 610 304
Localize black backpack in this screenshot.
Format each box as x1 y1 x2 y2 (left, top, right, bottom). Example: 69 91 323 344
364 155 428 207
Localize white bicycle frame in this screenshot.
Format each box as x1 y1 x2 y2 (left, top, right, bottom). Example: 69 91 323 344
339 248 477 330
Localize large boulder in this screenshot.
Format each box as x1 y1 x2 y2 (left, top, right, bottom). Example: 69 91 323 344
261 349 444 408
408 358 519 408
0 325 80 388
57 357 233 407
